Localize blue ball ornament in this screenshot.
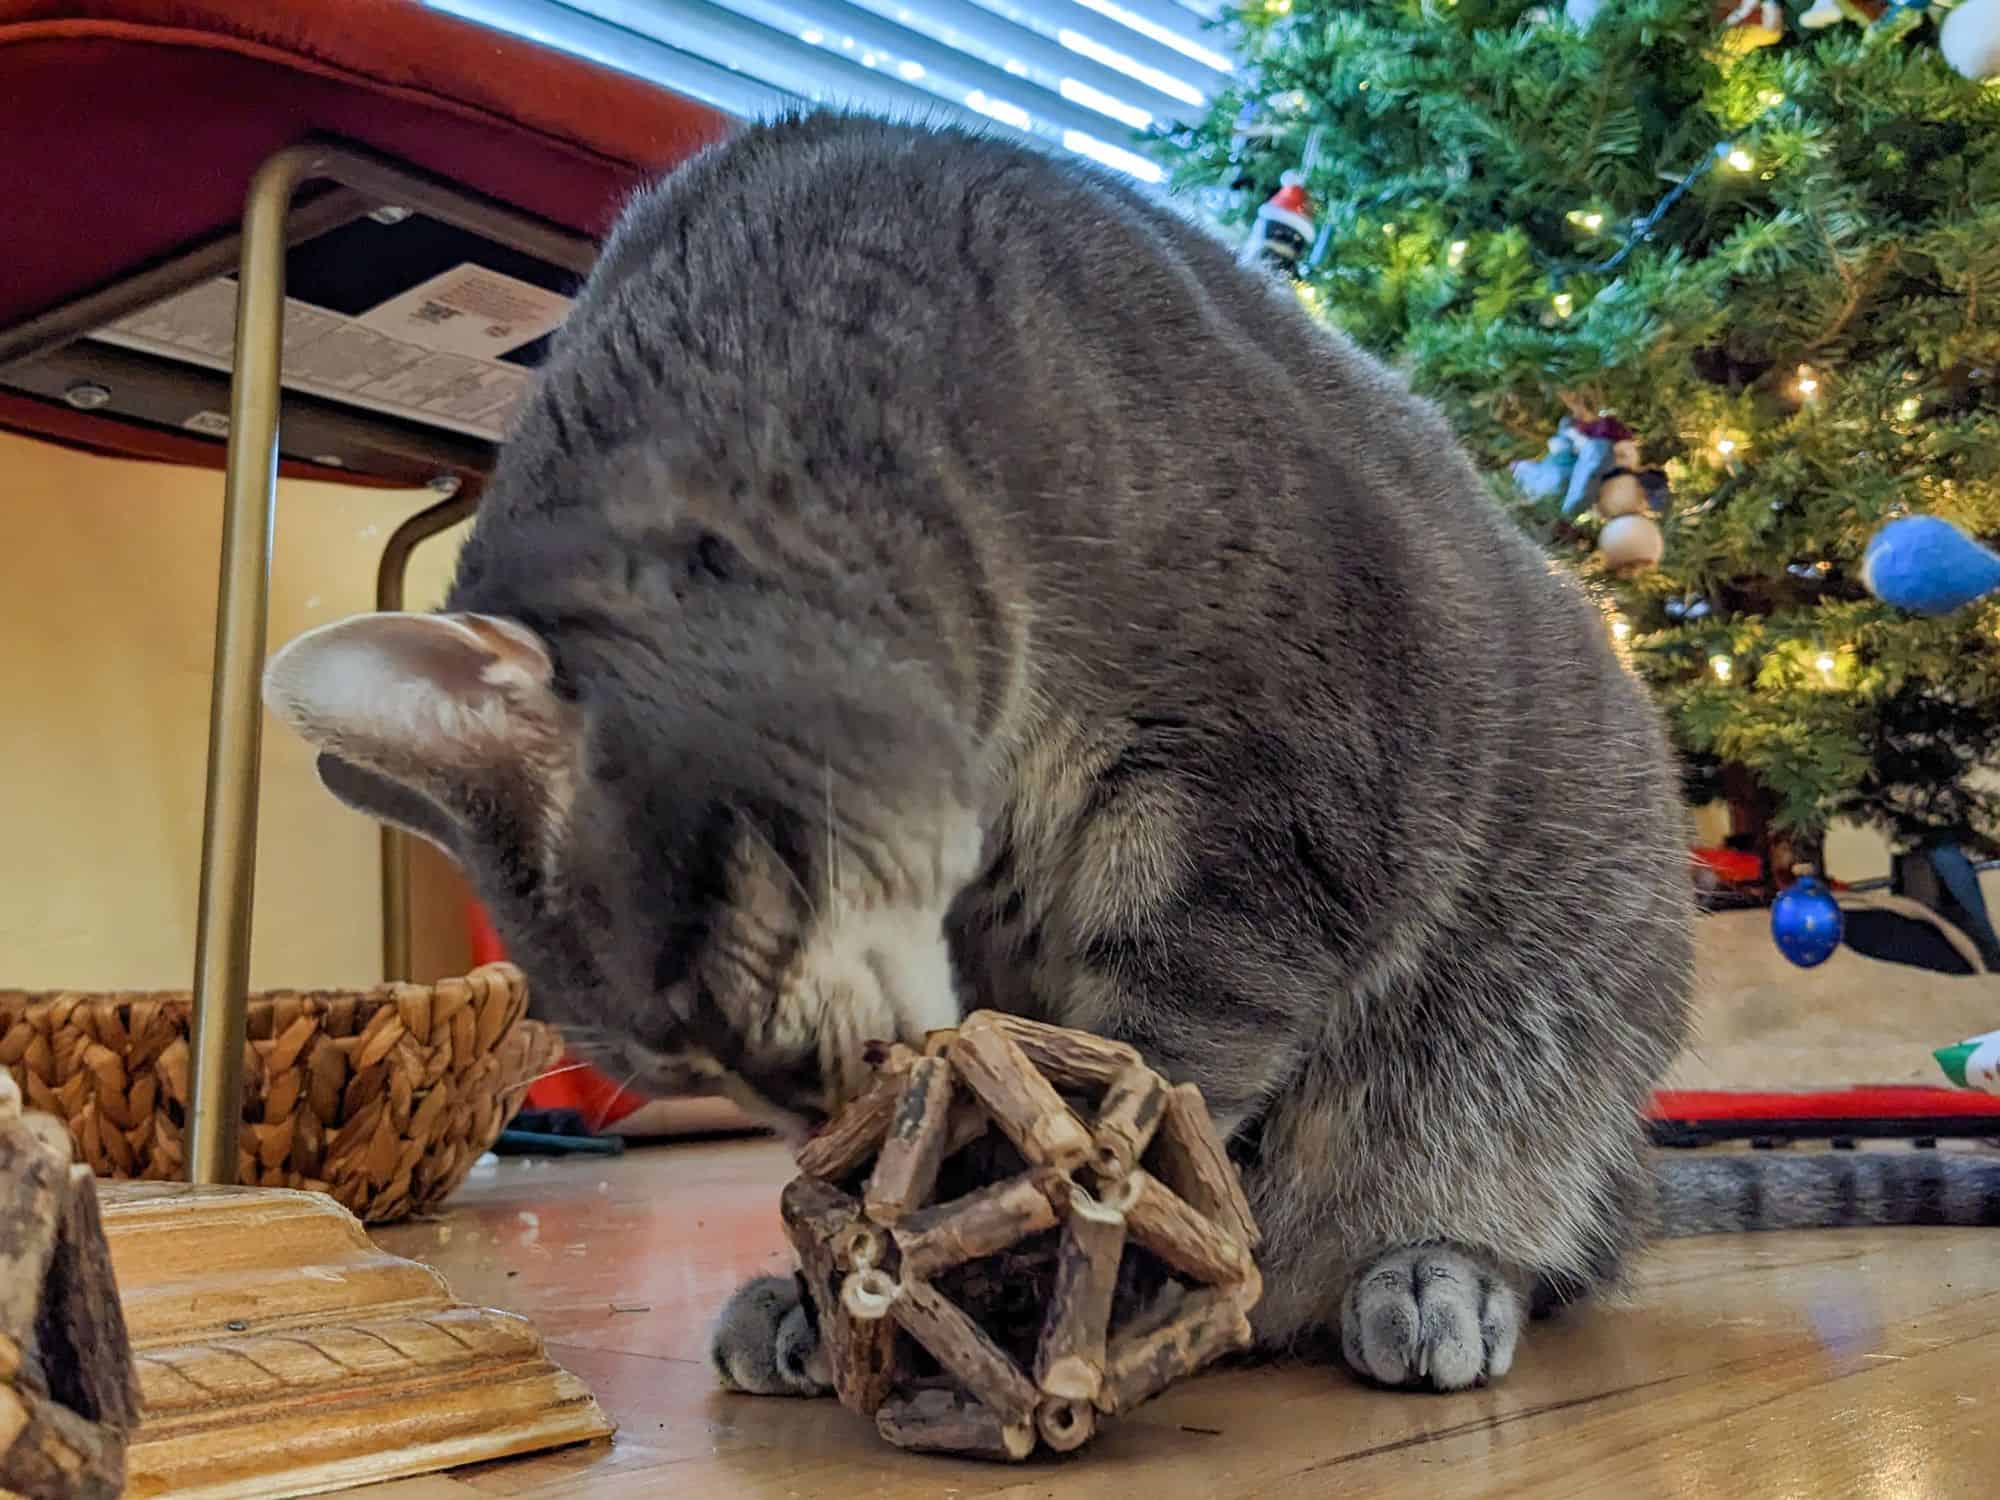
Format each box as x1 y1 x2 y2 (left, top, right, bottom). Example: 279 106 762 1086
1771 874 1844 969
1861 515 2000 616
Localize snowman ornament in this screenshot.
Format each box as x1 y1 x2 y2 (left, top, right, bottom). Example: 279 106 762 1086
1594 433 1667 572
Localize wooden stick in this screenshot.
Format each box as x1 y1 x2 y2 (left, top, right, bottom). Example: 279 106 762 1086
863 1056 955 1226
46 1166 141 1434
876 1387 1035 1461
1090 1064 1166 1178
0 1111 69 1342
1096 1285 1253 1416
1034 1185 1127 1402
892 1169 1063 1281
1150 1083 1260 1249
947 1025 1091 1170
1 1101 139 1500
840 1267 898 1322
793 1045 915 1180
1114 1169 1253 1287
942 1095 989 1158
961 1011 1141 1090
1036 1395 1097 1453
778 1177 896 1415
890 1277 1040 1423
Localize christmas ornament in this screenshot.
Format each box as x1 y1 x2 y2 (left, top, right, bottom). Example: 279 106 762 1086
1241 171 1315 280
1511 420 1580 501
1716 0 1784 52
1935 1027 2000 1094
1941 0 2000 81
1663 594 1714 622
1560 416 1633 518
1861 515 2000 615
1594 438 1649 518
1598 513 1666 572
1772 873 1843 968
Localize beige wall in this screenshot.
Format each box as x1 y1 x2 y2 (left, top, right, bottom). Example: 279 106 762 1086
0 426 1954 997
0 430 472 992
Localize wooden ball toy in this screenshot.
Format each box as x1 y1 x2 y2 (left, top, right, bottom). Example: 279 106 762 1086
781 1011 1262 1461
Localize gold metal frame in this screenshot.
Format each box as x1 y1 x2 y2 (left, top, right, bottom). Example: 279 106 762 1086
374 484 480 980
5 138 601 1184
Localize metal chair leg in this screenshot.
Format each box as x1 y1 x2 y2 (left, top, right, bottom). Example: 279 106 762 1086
373 483 478 981
186 145 331 1187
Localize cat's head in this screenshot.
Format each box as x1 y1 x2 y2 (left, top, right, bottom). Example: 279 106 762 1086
261 607 979 1140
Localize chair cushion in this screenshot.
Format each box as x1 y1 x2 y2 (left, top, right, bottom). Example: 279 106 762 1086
0 0 730 331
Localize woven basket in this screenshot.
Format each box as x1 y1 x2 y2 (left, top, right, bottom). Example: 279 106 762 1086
0 962 559 1224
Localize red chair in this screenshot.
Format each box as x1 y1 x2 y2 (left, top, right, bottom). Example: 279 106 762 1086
1 0 730 1179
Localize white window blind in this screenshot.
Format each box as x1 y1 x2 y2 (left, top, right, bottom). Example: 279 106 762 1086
429 0 1232 183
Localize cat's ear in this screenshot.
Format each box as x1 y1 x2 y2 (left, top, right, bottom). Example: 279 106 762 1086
314 752 464 859
263 612 571 804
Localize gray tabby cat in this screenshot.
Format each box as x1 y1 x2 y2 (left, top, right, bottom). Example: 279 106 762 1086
263 114 2000 1398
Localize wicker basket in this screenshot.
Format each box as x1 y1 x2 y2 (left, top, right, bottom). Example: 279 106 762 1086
0 962 559 1224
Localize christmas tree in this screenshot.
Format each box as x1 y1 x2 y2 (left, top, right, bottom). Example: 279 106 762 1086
1157 0 2000 886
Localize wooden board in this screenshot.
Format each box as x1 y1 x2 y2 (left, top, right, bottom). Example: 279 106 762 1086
101 1182 610 1499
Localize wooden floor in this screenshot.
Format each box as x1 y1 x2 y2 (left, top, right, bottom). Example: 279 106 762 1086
349 1136 1998 1499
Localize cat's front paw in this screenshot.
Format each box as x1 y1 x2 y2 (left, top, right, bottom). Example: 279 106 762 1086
710 1274 833 1397
1339 1246 1521 1391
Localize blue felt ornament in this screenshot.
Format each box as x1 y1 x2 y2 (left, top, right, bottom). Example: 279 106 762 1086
1558 416 1634 518
1861 515 2000 615
1511 420 1579 501
1772 874 1844 969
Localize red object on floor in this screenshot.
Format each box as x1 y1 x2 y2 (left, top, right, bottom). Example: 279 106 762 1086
1650 1086 2000 1121
469 898 648 1128
1691 846 1763 885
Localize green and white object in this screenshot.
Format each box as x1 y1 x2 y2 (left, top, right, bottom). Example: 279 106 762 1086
1934 1027 2000 1094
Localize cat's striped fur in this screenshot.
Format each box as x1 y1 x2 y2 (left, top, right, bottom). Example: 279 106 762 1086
261 115 2000 1399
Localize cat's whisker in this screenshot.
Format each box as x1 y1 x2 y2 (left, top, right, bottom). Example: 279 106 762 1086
588 1062 649 1134
740 811 818 918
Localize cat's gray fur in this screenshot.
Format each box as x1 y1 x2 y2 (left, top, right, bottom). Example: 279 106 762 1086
262 114 2000 1396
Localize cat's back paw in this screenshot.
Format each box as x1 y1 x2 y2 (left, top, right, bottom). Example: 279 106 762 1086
1339 1246 1521 1391
711 1274 833 1397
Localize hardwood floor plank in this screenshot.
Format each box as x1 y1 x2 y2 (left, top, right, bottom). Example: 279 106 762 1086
356 1140 1997 1498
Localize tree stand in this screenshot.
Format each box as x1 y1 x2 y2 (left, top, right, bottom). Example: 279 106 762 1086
782 1011 1262 1461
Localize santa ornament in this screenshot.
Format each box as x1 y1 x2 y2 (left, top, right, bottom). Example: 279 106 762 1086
1241 171 1316 280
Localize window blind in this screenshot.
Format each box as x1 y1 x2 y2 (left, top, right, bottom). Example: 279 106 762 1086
429 0 1232 183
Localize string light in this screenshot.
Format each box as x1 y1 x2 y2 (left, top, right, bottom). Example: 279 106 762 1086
1611 618 1633 642
1899 396 1922 421
1757 89 1786 108
1552 291 1575 318
1815 652 1837 680
1795 364 1820 398
1726 147 1755 172
1565 209 1605 231
1264 0 1292 13
1710 654 1735 682
1447 240 1468 266
1715 436 1738 458
1382 223 1398 236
